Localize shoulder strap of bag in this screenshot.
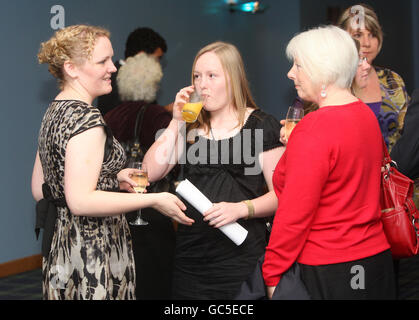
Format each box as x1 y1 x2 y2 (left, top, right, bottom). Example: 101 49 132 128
382 137 398 170
134 103 150 140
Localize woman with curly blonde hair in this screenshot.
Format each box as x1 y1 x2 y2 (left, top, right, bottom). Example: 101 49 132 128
31 25 193 300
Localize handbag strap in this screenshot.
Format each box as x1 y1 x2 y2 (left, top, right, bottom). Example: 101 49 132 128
381 138 391 165
133 103 150 141
381 137 399 171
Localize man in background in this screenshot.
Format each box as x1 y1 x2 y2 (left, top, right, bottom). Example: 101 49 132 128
98 27 167 116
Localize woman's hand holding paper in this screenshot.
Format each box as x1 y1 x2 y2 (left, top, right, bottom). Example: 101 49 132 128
203 202 248 228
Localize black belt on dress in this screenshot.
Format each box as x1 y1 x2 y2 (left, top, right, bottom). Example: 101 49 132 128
35 183 66 258
35 183 120 258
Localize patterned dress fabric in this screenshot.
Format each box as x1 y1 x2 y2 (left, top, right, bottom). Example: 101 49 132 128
37 100 135 300
375 66 410 152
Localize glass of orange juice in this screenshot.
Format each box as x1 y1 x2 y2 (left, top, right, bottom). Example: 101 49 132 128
182 91 203 123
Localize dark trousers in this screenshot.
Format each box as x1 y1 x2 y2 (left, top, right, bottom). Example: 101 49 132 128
300 250 396 300
393 259 400 299
127 208 176 300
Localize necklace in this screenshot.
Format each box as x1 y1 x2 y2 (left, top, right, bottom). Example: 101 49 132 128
210 127 216 141
208 126 220 165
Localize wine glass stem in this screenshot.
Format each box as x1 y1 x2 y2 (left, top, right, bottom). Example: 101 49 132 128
130 190 148 225
137 190 143 218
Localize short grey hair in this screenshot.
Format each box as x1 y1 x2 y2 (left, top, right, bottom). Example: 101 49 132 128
117 52 163 102
286 25 358 89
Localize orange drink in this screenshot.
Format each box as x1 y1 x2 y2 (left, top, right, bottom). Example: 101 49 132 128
182 101 203 123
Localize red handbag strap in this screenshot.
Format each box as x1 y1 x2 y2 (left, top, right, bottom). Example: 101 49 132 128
381 138 392 167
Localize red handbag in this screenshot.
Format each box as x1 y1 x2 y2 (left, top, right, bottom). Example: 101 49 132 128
380 138 419 259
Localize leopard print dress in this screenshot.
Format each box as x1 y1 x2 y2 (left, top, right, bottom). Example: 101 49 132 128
37 100 135 300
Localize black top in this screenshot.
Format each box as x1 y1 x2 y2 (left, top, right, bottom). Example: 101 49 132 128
173 109 282 299
391 89 419 180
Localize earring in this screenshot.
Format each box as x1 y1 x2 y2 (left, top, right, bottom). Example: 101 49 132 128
321 85 327 98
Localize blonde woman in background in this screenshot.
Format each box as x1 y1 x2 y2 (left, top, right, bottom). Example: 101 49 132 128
31 25 193 300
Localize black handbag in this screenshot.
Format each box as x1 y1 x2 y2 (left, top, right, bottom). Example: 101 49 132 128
123 103 149 164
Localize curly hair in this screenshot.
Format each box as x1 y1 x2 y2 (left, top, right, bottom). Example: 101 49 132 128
117 52 163 102
124 27 167 59
38 25 110 89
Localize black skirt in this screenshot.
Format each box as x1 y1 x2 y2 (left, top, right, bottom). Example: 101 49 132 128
299 250 396 299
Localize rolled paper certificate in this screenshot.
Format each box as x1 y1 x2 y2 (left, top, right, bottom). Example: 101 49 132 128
176 179 248 246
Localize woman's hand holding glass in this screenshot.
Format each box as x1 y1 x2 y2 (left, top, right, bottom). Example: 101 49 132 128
119 164 194 226
117 168 149 193
285 106 304 141
128 161 149 226
279 119 288 145
173 85 194 121
279 106 304 146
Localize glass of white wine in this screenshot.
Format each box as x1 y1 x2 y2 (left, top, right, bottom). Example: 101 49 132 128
129 161 149 226
284 106 304 141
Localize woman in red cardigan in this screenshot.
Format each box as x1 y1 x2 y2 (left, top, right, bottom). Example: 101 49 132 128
262 25 396 299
